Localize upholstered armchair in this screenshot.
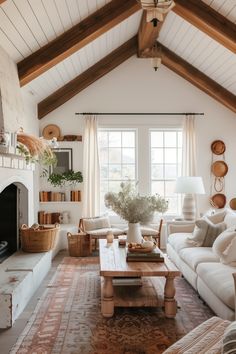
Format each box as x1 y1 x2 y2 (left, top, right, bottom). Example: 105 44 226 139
79 216 124 250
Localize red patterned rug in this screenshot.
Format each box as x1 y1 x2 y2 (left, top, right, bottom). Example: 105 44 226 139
10 257 214 354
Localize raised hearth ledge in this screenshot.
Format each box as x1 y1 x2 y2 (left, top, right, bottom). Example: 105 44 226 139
0 224 78 328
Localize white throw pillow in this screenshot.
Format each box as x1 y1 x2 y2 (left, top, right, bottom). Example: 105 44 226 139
187 219 209 246
83 216 111 231
207 210 226 224
224 212 236 229
213 227 236 266
187 217 226 247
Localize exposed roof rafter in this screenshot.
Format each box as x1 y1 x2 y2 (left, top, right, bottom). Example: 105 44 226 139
158 42 236 113
18 0 141 86
38 36 138 119
138 10 166 57
173 0 236 53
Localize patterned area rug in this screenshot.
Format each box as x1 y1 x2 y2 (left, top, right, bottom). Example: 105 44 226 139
10 257 214 354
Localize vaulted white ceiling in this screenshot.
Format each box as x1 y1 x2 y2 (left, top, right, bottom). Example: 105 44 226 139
0 0 235 107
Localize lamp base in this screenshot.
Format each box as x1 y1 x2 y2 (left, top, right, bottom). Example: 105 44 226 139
182 194 196 221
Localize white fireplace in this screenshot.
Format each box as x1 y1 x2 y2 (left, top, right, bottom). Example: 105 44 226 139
0 165 35 263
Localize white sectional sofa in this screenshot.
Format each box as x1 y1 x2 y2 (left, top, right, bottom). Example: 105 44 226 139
167 211 236 320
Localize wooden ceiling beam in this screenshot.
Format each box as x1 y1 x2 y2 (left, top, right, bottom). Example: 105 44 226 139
138 11 166 57
38 36 137 119
18 0 140 86
173 0 236 53
155 42 236 113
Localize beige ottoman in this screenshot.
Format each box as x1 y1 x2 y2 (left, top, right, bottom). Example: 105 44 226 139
163 316 230 354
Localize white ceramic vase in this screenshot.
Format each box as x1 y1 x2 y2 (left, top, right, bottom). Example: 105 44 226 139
126 222 143 243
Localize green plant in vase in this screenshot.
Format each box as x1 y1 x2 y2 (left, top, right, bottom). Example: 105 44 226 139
47 173 65 187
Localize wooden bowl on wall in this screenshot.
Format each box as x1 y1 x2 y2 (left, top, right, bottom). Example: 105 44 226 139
211 140 226 155
210 193 226 209
230 198 236 210
211 161 228 177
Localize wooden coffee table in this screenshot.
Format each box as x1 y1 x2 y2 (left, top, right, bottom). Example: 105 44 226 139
99 239 181 318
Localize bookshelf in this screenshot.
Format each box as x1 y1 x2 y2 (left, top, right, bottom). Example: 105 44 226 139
38 141 83 224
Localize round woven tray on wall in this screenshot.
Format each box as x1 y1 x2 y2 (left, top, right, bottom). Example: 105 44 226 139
20 224 59 253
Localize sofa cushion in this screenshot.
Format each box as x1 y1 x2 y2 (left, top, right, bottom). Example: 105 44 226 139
224 211 236 228
197 262 236 310
213 227 236 266
179 247 219 271
222 320 236 354
88 228 124 237
168 233 192 253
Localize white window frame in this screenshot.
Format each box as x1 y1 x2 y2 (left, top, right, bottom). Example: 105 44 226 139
149 128 183 217
98 128 138 216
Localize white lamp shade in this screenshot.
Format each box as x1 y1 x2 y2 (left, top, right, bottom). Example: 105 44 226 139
175 177 205 195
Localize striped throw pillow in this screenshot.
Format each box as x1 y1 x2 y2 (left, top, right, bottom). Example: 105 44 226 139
222 321 236 354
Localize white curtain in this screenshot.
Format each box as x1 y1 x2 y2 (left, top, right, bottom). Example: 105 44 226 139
182 114 197 177
82 115 100 217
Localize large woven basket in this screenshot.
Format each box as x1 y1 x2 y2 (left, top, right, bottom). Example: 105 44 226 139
20 224 59 253
67 232 92 257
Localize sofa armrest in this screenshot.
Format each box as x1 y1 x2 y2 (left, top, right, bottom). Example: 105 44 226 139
233 273 236 320
168 222 195 236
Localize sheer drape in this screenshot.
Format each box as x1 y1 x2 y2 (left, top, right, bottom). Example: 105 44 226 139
182 114 197 177
82 115 100 217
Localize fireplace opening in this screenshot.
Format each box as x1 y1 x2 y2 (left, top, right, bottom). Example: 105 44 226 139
0 184 18 262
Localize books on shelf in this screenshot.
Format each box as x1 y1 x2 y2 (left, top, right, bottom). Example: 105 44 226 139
39 190 81 202
38 211 61 224
126 248 165 262
70 190 81 201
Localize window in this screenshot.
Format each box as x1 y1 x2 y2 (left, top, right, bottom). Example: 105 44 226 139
98 130 136 213
150 130 182 215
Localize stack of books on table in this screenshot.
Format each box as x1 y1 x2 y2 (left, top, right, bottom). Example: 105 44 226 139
126 248 164 262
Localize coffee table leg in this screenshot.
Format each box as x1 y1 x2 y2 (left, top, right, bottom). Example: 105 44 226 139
101 276 114 317
164 275 177 318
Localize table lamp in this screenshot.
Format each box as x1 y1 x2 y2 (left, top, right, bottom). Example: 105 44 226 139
175 176 205 220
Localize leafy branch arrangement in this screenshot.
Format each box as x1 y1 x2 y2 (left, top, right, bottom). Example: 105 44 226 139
104 181 168 223
48 170 83 187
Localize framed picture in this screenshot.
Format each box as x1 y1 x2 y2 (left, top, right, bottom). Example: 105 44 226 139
50 148 73 174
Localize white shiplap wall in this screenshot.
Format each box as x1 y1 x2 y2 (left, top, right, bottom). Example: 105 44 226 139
0 0 112 62
202 0 236 23
0 0 235 106
24 11 142 100
159 11 236 95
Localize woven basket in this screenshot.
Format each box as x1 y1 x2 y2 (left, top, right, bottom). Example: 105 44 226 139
20 224 59 253
67 232 91 257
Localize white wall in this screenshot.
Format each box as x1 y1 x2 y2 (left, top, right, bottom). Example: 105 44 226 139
21 89 40 221
39 56 236 216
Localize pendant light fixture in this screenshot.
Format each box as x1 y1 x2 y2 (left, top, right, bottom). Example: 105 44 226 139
152 43 162 71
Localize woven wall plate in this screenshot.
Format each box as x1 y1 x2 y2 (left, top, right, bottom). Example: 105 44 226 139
42 124 61 140
230 198 236 210
211 160 228 177
211 140 226 155
210 193 226 209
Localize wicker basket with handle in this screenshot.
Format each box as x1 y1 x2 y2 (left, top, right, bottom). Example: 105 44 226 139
20 224 60 253
67 232 92 257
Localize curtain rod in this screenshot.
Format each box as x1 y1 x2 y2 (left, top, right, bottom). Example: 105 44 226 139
75 112 204 116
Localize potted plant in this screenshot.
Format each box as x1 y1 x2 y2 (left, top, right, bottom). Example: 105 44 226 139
47 173 65 187
104 181 168 243
47 170 83 201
